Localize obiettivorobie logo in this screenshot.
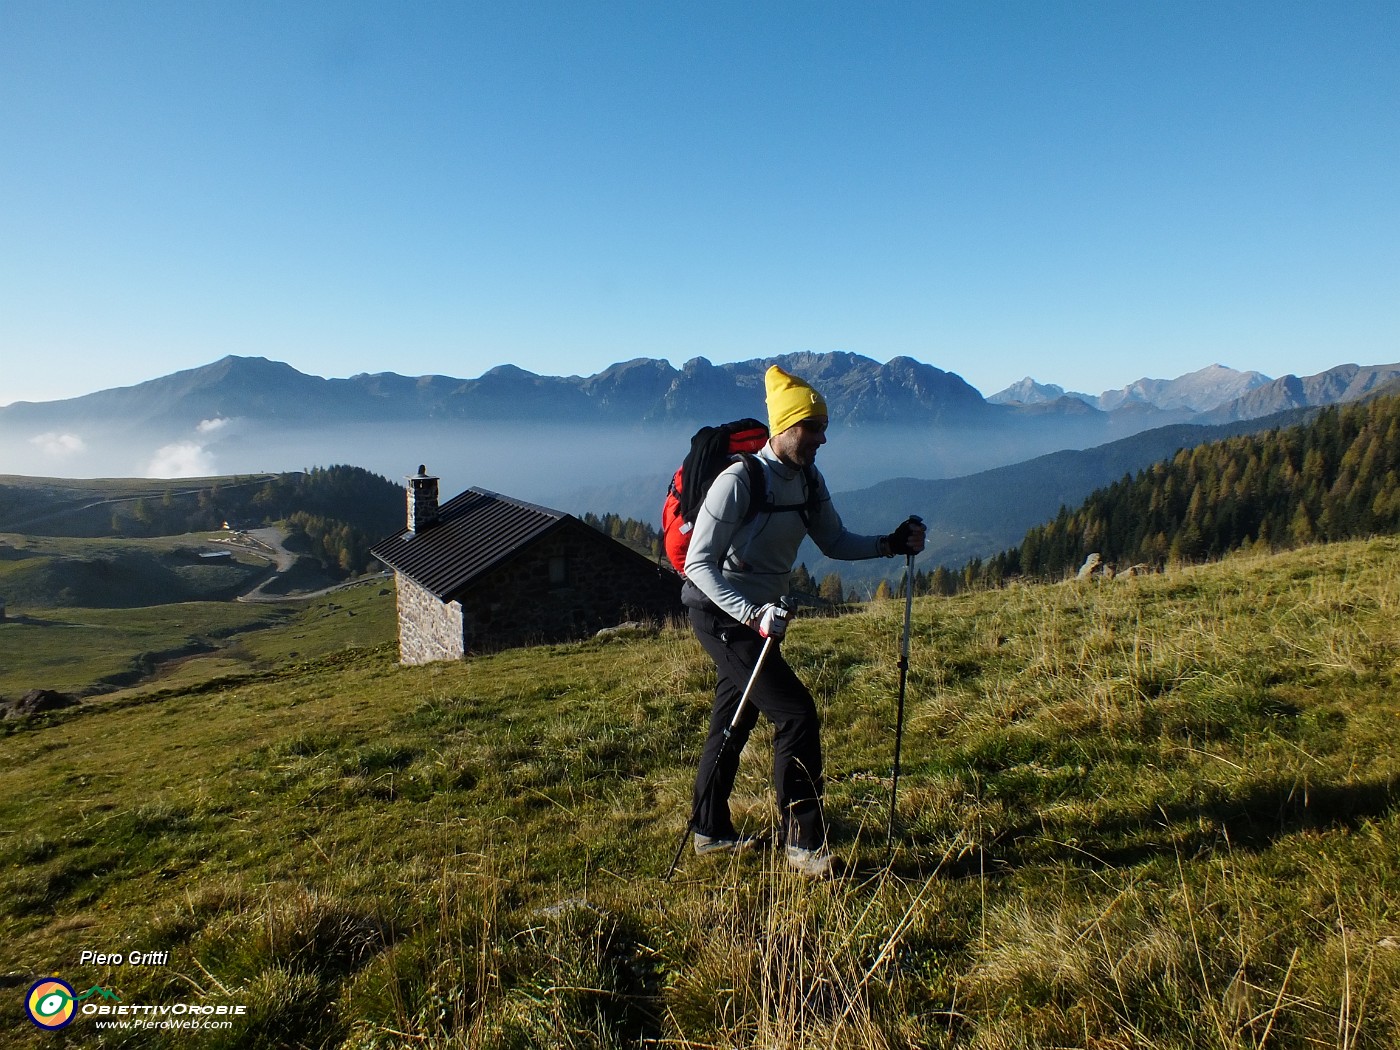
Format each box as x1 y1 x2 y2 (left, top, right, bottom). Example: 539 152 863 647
25 979 121 1030
23 974 247 1034
25 980 123 1029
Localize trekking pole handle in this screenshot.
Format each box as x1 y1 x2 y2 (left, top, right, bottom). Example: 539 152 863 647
894 515 924 558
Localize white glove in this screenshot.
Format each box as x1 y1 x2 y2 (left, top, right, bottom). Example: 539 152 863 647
754 602 790 639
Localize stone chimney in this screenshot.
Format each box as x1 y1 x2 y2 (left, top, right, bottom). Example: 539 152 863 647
407 465 439 533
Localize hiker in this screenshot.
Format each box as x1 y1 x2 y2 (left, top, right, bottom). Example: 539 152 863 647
682 364 926 877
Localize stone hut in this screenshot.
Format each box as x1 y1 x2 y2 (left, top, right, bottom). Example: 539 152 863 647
371 467 682 664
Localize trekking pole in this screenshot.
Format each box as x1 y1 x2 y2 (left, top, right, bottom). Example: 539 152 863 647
664 601 786 881
887 516 922 856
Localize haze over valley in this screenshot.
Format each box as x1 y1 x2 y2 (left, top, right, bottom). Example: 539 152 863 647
6 353 1399 525
2 354 1400 596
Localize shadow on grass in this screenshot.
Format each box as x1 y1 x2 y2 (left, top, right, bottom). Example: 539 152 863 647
1097 771 1400 861
856 772 1400 883
1 614 75 627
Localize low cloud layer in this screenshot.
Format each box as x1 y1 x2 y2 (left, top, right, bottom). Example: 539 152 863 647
29 431 87 457
142 418 236 478
147 441 217 478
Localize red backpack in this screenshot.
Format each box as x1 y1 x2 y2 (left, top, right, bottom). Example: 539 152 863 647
661 418 819 577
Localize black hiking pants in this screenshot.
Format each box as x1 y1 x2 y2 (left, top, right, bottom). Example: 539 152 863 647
688 605 826 850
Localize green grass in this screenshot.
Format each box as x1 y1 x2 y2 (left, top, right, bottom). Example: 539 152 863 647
0 577 395 701
1 539 1397 1047
0 530 395 699
0 531 270 609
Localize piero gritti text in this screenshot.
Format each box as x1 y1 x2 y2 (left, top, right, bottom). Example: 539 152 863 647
78 949 170 966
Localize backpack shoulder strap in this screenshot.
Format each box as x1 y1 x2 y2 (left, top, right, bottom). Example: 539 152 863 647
736 456 823 529
802 465 821 517
737 453 768 526
790 466 819 529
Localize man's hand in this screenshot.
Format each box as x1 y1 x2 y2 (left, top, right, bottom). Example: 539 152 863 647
753 602 790 640
885 516 927 557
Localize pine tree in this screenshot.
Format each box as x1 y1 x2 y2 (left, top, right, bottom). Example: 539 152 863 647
818 573 844 603
790 563 816 595
972 393 1400 582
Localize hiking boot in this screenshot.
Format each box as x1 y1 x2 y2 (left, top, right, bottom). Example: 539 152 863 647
785 844 836 879
693 832 764 856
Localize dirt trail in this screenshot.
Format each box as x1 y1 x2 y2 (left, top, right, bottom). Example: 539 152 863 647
220 526 388 602
242 527 298 572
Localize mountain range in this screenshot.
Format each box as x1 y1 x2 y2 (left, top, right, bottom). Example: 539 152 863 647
4 353 1399 581
7 352 1397 433
986 361 1400 423
2 353 992 428
987 363 1274 413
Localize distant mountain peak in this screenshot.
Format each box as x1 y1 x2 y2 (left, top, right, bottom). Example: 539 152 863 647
204 354 307 378
990 377 1085 406
990 363 1280 416
1096 364 1273 414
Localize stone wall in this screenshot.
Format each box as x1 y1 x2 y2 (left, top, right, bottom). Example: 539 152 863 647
393 521 682 662
458 522 681 652
395 573 466 665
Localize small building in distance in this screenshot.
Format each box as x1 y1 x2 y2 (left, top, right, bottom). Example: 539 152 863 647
371 466 681 664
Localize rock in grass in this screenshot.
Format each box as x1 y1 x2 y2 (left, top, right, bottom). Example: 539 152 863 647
1 689 79 720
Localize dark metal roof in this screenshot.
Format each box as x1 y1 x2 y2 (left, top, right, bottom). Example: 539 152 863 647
370 487 571 600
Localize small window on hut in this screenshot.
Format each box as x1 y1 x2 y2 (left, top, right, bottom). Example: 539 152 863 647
548 555 568 589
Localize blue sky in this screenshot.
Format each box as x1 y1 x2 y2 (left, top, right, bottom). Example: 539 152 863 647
3 0 1397 407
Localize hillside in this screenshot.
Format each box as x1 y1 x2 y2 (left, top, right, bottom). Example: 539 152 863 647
986 391 1400 584
1 540 1396 1047
0 466 403 579
0 532 269 610
812 404 1318 586
0 578 394 702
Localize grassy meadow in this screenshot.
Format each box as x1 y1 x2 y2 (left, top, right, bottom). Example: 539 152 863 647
0 531 270 610
1 538 1398 1047
0 530 394 699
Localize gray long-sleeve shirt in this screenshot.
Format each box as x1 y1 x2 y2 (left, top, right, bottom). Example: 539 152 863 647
683 442 886 623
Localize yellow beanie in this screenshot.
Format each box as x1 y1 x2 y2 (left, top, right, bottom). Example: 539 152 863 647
765 365 828 436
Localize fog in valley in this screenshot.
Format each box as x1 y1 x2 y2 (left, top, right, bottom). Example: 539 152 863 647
2 411 1224 599
1 412 1122 527
2 418 684 510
